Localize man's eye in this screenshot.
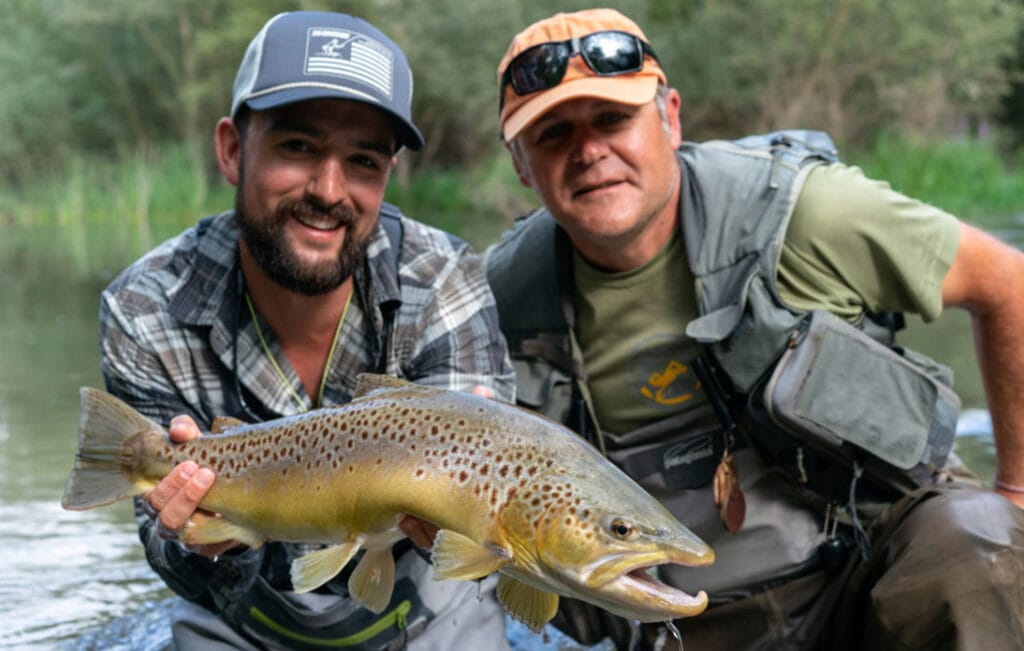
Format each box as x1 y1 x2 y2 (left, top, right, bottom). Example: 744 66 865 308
282 139 312 153
596 112 628 127
352 155 379 169
537 123 571 143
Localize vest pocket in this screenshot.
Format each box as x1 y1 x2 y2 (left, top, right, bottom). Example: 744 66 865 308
762 310 958 480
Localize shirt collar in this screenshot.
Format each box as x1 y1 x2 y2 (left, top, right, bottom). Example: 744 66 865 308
168 210 403 417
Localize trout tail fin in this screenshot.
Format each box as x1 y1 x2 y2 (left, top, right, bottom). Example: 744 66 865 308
61 387 159 510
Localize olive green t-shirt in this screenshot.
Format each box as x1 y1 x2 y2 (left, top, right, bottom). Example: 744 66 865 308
574 162 961 435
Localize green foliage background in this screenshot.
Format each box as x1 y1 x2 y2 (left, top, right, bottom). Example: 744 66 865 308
3 0 1024 249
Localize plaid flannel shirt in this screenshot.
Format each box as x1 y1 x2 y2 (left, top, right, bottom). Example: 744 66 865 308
99 208 514 621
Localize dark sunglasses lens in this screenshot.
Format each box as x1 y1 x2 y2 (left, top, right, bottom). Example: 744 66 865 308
511 42 570 94
581 31 642 74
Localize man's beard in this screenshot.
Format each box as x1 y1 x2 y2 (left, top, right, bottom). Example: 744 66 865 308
235 191 371 296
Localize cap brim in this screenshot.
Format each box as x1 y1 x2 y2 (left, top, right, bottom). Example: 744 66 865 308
244 86 425 151
501 75 659 142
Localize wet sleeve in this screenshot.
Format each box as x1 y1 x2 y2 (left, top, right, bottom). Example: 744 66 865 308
778 163 961 322
101 290 265 613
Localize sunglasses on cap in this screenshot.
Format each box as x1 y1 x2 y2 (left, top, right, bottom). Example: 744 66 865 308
501 30 659 101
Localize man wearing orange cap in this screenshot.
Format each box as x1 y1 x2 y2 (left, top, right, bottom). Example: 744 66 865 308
486 8 1024 650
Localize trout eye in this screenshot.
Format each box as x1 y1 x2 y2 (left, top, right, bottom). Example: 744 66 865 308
610 518 636 540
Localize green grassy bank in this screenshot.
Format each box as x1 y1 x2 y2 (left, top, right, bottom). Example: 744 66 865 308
2 132 1022 272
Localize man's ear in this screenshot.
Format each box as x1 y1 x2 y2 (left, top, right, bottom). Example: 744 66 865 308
505 140 532 189
214 117 242 187
665 88 683 150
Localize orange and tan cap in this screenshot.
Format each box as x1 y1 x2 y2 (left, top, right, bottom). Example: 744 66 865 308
497 8 667 142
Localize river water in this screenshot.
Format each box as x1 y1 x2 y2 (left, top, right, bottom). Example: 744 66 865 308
1 217 1019 649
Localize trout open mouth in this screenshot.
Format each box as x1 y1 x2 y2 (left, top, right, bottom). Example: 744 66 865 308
581 555 712 620
619 565 708 612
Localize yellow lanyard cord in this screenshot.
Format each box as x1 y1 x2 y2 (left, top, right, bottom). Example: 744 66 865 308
244 290 352 411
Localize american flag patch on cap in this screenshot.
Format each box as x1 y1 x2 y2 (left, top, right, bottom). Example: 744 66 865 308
305 28 394 99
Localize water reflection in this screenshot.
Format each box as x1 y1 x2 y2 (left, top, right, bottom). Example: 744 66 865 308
0 220 1009 649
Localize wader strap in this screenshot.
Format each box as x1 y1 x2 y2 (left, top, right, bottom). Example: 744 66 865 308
568 326 607 457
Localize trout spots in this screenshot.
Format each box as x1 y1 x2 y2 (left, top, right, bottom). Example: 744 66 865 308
458 470 469 483
414 468 426 479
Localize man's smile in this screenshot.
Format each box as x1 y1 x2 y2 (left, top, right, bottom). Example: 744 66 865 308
573 179 626 198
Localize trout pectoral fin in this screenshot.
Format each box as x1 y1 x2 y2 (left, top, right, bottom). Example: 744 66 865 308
496 573 559 634
430 529 512 581
181 512 264 549
290 538 363 594
348 547 395 614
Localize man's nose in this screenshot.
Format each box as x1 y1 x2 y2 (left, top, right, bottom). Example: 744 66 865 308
572 127 610 166
306 156 347 206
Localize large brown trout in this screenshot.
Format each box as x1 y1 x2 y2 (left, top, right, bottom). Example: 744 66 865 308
62 373 713 632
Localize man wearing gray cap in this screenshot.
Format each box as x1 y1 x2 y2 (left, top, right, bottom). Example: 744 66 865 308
99 11 514 649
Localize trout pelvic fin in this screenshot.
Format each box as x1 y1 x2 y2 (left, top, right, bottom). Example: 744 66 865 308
497 573 559 634
291 537 364 593
348 547 396 613
61 387 159 511
430 529 512 581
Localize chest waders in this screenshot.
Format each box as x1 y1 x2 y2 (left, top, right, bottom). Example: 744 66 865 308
485 131 959 584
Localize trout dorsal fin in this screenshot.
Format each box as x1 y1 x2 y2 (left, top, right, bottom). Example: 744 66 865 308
353 373 413 398
210 416 246 434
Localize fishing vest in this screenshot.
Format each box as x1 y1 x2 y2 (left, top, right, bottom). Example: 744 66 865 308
485 131 960 594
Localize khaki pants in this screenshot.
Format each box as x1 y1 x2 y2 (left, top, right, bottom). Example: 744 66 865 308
556 484 1024 650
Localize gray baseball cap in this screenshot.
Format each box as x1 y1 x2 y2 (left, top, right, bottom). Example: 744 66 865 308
231 11 424 151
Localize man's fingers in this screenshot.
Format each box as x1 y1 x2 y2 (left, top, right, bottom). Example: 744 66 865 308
471 385 494 399
169 415 203 443
400 515 439 549
145 461 199 511
157 467 215 531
